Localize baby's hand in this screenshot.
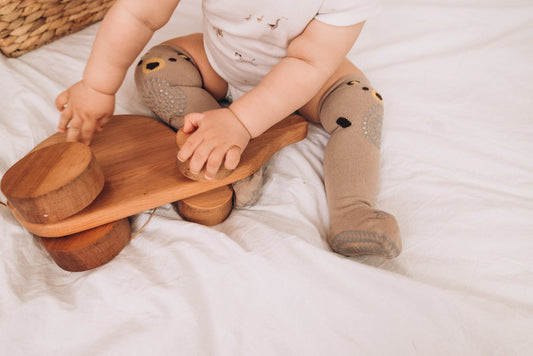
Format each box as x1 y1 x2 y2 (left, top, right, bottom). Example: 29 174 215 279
177 108 251 180
55 80 115 144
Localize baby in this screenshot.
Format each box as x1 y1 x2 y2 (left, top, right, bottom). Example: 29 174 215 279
56 0 402 258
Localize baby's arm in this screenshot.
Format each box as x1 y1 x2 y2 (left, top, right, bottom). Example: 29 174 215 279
178 20 363 179
232 19 364 137
56 0 181 144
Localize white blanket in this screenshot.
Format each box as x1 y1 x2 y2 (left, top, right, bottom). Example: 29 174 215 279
1 1 532 354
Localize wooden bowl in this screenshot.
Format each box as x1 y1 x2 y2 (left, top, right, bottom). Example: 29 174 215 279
1 142 105 224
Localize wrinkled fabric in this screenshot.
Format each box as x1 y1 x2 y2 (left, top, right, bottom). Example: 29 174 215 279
1 0 532 355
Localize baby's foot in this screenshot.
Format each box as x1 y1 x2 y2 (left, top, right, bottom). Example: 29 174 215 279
232 164 266 208
328 206 402 258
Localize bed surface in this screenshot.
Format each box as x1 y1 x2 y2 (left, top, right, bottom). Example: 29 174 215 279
1 0 532 354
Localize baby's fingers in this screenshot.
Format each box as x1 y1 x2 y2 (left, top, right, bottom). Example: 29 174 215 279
204 146 228 180
225 146 242 170
183 112 203 133
80 119 97 145
188 140 216 175
58 106 72 132
177 130 203 163
96 115 112 131
55 91 69 111
66 116 82 142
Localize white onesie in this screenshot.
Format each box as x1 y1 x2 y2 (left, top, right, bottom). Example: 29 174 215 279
202 0 380 100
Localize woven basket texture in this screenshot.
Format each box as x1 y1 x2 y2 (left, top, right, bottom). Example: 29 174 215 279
0 0 115 57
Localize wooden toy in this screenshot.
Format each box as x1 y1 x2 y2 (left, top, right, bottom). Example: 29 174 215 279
1 114 308 271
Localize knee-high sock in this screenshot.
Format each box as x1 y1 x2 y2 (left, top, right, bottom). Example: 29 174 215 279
319 74 401 258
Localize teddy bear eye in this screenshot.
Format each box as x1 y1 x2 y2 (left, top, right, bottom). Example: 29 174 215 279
372 89 383 101
169 58 177 62
137 60 143 66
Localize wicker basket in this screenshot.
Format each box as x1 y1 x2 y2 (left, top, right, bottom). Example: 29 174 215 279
0 0 115 58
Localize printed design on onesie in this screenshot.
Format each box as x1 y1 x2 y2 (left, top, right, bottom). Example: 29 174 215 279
221 13 289 67
234 50 256 65
243 13 287 30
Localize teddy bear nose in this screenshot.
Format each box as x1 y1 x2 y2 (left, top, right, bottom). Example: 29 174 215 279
141 57 165 73
146 62 159 70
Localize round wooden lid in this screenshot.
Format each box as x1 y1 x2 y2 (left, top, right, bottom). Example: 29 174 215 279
1 142 105 224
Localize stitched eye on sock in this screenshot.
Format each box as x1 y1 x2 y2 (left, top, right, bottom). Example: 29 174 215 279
347 80 360 86
178 54 191 61
336 117 352 128
137 60 143 66
362 86 370 91
372 90 383 101
169 58 177 62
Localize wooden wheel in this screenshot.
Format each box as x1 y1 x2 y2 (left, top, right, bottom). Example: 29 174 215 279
175 185 234 226
40 218 131 272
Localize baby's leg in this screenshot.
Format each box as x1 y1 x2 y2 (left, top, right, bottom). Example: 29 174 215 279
301 62 402 258
134 34 226 130
134 34 262 207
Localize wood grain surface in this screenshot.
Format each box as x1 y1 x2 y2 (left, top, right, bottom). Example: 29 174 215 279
40 218 131 272
1 141 104 224
8 114 307 237
176 185 234 226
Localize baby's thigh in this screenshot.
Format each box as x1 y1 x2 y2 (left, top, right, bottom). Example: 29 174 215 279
298 58 365 124
162 33 228 100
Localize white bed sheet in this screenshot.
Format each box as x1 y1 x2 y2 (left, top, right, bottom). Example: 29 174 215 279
1 0 532 355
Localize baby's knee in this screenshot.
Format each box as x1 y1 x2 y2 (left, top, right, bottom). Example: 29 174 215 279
134 43 219 130
318 74 384 148
134 44 203 90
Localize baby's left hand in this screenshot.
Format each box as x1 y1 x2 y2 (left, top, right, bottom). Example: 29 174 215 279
177 108 251 180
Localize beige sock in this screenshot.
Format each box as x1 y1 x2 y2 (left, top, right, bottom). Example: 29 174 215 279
134 44 220 130
318 74 402 258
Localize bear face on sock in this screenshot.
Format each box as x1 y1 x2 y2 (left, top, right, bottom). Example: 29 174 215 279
320 76 384 149
134 44 220 130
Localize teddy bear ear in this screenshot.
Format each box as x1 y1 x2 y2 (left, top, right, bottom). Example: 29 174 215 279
372 89 383 101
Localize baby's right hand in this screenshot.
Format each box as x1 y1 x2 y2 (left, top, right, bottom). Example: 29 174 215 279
55 80 115 144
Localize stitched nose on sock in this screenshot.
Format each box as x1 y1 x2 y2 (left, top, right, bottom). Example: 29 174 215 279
336 117 352 128
146 62 160 70
141 57 166 74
